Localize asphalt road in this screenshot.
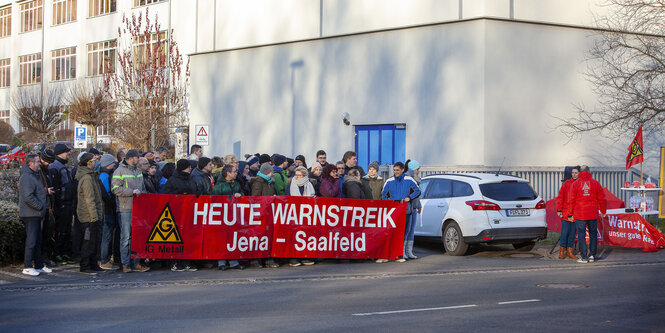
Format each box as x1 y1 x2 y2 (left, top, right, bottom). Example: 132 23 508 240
1 244 664 332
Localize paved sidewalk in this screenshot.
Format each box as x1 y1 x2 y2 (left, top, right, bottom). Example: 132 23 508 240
2 242 664 291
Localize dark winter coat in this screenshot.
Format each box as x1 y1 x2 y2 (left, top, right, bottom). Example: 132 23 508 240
19 164 46 218
143 172 159 194
98 168 117 215
250 176 275 196
320 177 341 198
342 176 368 199
191 168 213 195
48 157 75 205
161 170 197 195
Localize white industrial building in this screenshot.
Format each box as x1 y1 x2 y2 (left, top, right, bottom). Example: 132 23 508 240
0 0 656 182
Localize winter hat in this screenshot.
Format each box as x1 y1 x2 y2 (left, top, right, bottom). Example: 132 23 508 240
99 154 115 168
295 155 306 165
259 162 272 175
272 154 286 167
310 161 322 170
407 160 420 171
40 149 55 164
125 149 140 159
286 158 294 168
88 147 100 155
79 153 95 166
368 161 380 171
54 143 70 155
198 157 211 170
246 155 259 167
77 152 87 162
259 154 271 164
177 159 191 172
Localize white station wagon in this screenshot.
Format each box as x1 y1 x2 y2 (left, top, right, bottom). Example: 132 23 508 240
414 173 547 256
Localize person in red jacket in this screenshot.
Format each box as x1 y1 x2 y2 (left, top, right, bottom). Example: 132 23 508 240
565 165 607 263
556 166 580 259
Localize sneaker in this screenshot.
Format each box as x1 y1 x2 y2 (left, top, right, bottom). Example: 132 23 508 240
289 260 302 267
301 260 315 266
99 261 119 270
38 266 53 273
375 259 389 263
80 270 98 275
133 264 150 272
230 264 245 270
22 268 40 276
123 265 132 273
577 258 588 264
588 256 595 263
171 264 185 272
92 266 104 272
184 265 198 272
265 261 280 268
396 256 406 263
54 255 68 265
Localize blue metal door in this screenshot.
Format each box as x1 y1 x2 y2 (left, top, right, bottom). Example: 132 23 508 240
354 124 406 172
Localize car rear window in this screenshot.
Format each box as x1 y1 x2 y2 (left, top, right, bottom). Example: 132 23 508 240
479 182 538 201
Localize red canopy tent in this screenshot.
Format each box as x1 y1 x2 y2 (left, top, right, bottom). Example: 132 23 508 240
546 187 625 232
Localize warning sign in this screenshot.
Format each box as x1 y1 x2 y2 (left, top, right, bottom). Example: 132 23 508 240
195 124 209 146
147 204 183 243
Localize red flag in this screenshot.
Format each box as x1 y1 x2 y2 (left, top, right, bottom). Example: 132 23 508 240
626 125 644 170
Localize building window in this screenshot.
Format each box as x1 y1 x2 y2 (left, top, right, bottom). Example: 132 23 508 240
53 0 77 25
0 110 9 124
19 53 41 85
87 40 116 76
133 31 166 66
20 0 43 33
88 0 116 18
133 0 166 7
97 120 109 136
51 47 76 81
0 6 10 38
0 58 9 87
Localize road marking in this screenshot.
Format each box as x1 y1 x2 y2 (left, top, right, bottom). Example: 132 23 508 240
275 238 286 243
0 270 46 281
352 304 477 316
498 299 541 305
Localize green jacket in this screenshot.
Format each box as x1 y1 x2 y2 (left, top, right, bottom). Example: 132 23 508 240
112 160 145 212
272 169 289 195
213 178 242 196
76 166 104 223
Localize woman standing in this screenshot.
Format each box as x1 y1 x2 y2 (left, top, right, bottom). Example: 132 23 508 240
212 165 246 270
319 164 341 198
556 166 580 259
286 166 316 266
343 169 368 199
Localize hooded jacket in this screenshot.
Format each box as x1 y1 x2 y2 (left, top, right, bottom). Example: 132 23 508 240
112 160 145 212
76 166 104 223
565 171 607 220
19 164 46 218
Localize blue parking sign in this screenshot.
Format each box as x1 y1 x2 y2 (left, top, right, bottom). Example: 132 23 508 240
74 126 87 148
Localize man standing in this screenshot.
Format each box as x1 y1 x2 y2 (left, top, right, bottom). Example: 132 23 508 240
112 149 149 273
98 154 120 270
315 150 328 168
246 155 260 177
382 162 421 262
37 150 56 265
19 154 52 276
155 147 169 162
565 165 607 264
76 153 104 275
191 157 214 195
48 143 76 265
188 145 202 161
342 151 366 177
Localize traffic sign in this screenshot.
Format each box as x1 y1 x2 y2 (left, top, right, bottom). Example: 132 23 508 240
195 125 209 146
74 126 87 149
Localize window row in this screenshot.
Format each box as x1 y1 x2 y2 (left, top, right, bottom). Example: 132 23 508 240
0 0 165 36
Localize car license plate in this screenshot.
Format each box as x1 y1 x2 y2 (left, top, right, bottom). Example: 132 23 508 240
506 209 530 217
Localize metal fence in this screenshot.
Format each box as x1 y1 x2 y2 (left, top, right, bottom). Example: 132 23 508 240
379 165 650 203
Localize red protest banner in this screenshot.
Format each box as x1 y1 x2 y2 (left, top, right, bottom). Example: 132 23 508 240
270 196 406 259
597 213 665 252
131 194 407 259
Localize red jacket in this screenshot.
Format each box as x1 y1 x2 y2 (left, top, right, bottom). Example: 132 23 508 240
565 172 607 220
556 178 575 215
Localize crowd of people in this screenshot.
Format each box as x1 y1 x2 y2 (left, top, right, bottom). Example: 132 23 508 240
18 144 424 276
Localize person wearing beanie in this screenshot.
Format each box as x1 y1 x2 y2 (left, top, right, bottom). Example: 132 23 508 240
271 154 289 195
403 159 423 260
362 161 384 201
250 163 275 196
88 148 101 158
48 143 76 265
246 155 260 177
162 159 198 272
295 155 307 169
191 157 214 195
97 154 120 270
75 152 104 274
112 148 149 273
259 153 271 165
37 150 56 266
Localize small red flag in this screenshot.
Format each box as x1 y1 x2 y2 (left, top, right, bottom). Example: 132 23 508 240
626 125 644 170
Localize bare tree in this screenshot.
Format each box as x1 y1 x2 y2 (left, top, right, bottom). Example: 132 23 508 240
66 80 114 146
0 122 14 144
557 0 665 139
10 86 64 142
105 7 189 151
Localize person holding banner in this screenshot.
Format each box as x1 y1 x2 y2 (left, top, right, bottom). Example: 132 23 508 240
565 165 607 263
212 165 246 270
162 159 198 272
286 166 317 267
556 166 580 260
382 162 421 262
320 164 342 198
250 163 276 197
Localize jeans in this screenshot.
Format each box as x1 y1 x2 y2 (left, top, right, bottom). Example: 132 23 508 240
23 217 44 269
218 259 240 268
53 204 73 257
118 211 137 268
560 219 576 248
404 213 415 241
80 222 100 271
100 214 117 265
575 219 598 260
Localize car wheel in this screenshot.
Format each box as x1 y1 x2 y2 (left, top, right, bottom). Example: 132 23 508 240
512 241 536 251
442 222 468 256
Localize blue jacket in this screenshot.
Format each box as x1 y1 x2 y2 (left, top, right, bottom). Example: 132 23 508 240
382 173 421 213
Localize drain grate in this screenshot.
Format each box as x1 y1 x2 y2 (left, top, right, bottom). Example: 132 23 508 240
538 283 589 289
